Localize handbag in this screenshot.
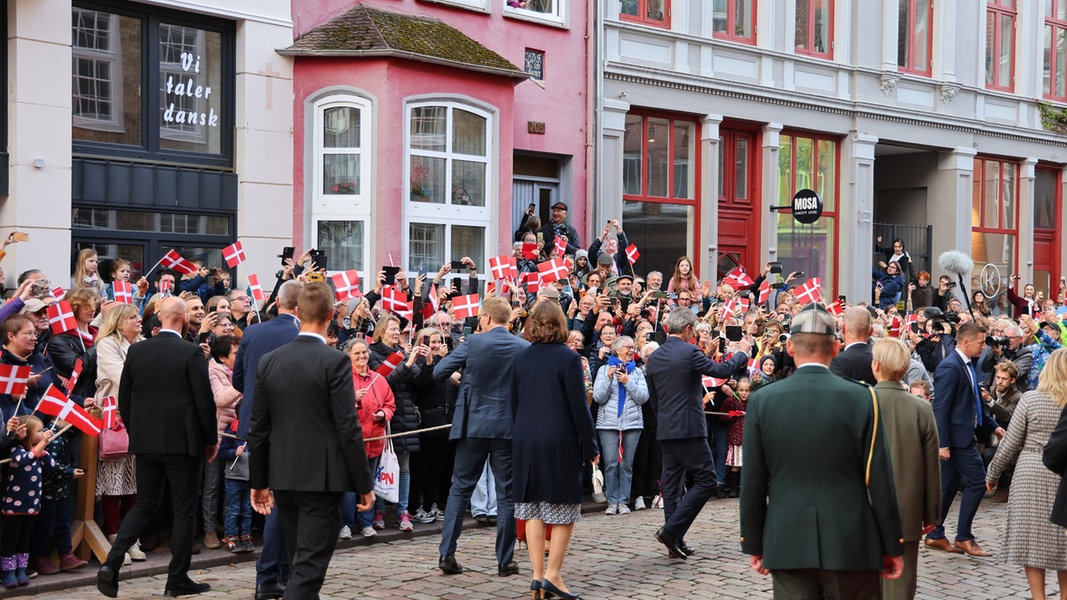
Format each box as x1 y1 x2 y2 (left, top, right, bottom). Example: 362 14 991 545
374 426 400 503
99 419 129 460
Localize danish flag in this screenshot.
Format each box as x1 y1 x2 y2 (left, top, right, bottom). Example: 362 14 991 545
160 250 198 276
331 270 362 301
100 395 119 429
904 313 917 335
537 258 569 285
701 375 728 389
50 286 65 299
625 244 641 265
522 271 541 294
489 255 517 281
794 278 823 305
46 301 77 335
757 279 772 305
723 296 750 317
222 241 246 268
112 281 133 305
888 314 904 338
725 267 755 288
553 236 567 258
0 365 30 397
374 351 405 377
827 299 845 316
37 385 102 436
427 284 440 314
380 286 409 314
159 279 173 297
452 294 480 319
748 357 761 375
247 275 265 304
66 359 84 394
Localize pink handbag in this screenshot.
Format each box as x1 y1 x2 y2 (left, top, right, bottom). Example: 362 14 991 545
98 420 129 460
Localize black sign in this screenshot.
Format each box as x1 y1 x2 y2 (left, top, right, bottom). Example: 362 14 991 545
791 189 822 224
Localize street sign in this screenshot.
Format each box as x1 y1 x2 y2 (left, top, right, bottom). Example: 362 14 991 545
791 189 822 224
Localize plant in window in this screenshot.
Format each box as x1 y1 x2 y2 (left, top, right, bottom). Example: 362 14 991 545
411 164 431 201
1038 101 1067 134
331 181 356 194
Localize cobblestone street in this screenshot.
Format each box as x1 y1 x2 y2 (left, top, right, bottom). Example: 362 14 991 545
51 495 1041 599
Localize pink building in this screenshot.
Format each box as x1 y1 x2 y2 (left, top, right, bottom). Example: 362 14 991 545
284 0 590 281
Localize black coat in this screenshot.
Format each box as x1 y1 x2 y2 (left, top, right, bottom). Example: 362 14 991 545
1044 404 1067 527
828 342 876 386
46 331 97 398
369 341 421 454
511 342 597 505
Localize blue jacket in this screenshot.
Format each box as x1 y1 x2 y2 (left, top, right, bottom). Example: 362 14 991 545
233 313 300 438
872 268 905 309
593 364 648 431
932 350 999 448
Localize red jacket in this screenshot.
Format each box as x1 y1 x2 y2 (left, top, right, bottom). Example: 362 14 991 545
353 368 395 458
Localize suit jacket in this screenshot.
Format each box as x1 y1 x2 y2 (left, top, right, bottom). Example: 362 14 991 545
119 331 216 456
233 313 300 438
874 381 941 542
645 336 748 441
740 365 903 570
248 335 372 493
1043 404 1067 527
931 350 998 449
829 342 876 386
433 327 530 441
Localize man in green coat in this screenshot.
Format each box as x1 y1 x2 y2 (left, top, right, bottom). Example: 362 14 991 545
740 303 904 599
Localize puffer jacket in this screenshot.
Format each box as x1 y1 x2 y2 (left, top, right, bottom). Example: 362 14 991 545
208 359 241 433
369 341 421 455
592 363 648 431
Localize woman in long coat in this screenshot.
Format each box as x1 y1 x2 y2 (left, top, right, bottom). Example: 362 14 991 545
512 302 599 600
988 348 1067 600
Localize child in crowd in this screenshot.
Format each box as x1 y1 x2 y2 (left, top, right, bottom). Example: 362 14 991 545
29 418 86 575
720 378 751 498
910 380 932 401
2 415 55 587
218 416 253 553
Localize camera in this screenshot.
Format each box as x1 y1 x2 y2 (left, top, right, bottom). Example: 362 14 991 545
986 335 1010 348
778 333 790 344
946 281 957 288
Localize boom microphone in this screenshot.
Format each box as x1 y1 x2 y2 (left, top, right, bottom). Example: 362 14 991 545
938 250 974 277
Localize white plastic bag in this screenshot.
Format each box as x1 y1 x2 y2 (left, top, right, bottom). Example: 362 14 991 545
591 463 606 503
374 435 400 504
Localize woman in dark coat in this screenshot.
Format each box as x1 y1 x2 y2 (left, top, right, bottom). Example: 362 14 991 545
512 302 598 600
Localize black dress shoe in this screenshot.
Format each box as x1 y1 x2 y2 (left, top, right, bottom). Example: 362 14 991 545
715 485 728 499
163 578 211 597
439 554 464 575
96 565 119 598
541 578 580 599
679 539 696 556
254 580 286 600
654 527 688 560
498 561 520 576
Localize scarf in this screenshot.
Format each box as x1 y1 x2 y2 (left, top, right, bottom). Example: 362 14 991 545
607 356 636 418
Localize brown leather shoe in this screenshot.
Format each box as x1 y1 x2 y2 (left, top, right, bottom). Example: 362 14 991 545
923 537 960 553
953 539 991 557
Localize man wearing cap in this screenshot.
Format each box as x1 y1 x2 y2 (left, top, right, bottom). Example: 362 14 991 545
540 202 581 257
594 254 618 292
740 303 904 598
611 274 635 311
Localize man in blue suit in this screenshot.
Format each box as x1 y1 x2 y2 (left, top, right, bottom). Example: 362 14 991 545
925 321 1004 557
433 296 530 577
645 308 750 559
234 280 302 600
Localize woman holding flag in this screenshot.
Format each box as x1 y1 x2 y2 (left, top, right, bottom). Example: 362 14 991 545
0 315 54 421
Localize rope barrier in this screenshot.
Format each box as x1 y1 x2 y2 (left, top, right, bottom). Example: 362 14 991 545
217 422 453 444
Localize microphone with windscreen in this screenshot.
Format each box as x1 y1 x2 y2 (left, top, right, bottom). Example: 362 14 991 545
939 250 975 321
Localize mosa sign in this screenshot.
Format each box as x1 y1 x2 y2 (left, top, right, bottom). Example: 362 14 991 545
791 188 823 224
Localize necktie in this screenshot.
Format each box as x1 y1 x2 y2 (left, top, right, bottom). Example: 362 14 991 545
967 361 983 427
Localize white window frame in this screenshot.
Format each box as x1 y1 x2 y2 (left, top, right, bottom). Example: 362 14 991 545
403 99 494 276
503 0 568 27
159 22 208 144
311 94 373 275
419 0 490 13
72 8 125 133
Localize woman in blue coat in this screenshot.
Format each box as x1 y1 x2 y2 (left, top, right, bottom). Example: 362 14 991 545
872 260 906 309
512 302 599 600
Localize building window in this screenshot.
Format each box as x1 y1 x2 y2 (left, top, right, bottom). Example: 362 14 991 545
971 157 1018 300
897 0 932 75
524 49 544 80
712 0 755 44
1045 0 1067 101
405 101 493 275
795 0 833 59
504 0 566 26
986 0 1016 91
72 8 142 144
622 112 698 274
777 132 838 294
620 0 670 28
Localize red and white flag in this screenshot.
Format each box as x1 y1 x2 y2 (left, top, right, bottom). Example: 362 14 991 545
159 279 173 297
112 281 133 305
904 313 918 334
247 275 265 305
374 351 405 377
381 286 409 314
827 299 845 316
794 278 823 305
452 294 480 319
626 244 641 265
37 385 102 436
757 279 772 305
100 396 119 429
489 255 516 281
889 314 904 338
537 258 569 285
222 241 246 268
50 286 65 299
748 357 761 375
553 236 567 258
723 296 750 317
66 359 84 394
427 284 440 314
331 270 362 301
522 271 541 294
725 267 755 288
160 250 198 276
701 375 728 389
46 301 77 335
521 243 539 260
0 365 30 397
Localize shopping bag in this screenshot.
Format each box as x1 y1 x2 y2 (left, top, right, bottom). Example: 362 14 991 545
591 463 606 503
374 434 400 503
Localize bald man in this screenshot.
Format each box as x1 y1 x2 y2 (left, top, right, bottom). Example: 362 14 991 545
830 306 876 386
97 296 218 598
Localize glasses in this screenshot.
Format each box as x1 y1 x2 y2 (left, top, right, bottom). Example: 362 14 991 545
232 296 249 302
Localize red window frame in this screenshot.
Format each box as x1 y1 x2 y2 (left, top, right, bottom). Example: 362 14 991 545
898 0 933 76
795 0 834 60
778 129 840 296
713 0 756 45
1045 0 1067 101
986 0 1016 92
619 0 670 29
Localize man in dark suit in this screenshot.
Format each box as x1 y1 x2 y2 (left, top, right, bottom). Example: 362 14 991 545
234 280 302 600
829 306 876 385
740 303 904 598
925 321 1004 557
97 297 218 598
248 282 374 600
645 307 750 559
433 296 530 576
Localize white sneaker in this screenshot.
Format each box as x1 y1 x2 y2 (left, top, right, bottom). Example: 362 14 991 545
128 541 146 561
433 503 445 521
634 497 646 510
413 508 436 524
338 525 352 540
361 526 377 538
651 494 663 509
604 503 618 515
618 504 631 514
122 553 131 566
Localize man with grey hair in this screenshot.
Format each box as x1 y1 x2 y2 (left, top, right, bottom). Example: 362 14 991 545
980 322 1033 395
645 307 751 559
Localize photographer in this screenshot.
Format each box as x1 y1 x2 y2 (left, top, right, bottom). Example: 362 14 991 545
909 271 934 310
1006 274 1040 319
932 275 957 311
916 307 957 373
178 261 228 304
980 323 1033 395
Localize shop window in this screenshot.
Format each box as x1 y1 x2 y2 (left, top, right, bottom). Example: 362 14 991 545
986 0 1016 91
971 157 1018 299
897 0 932 75
795 0 833 59
712 0 755 44
1045 0 1067 101
777 132 838 294
620 0 670 28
